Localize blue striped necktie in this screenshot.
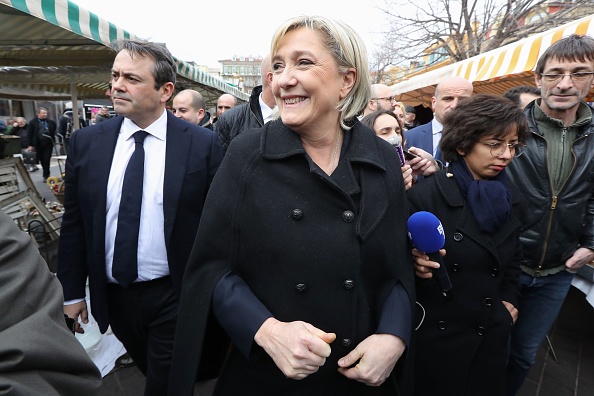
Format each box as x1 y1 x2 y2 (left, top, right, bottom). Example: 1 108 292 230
112 130 149 287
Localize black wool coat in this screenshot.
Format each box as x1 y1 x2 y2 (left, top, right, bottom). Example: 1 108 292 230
407 169 523 396
169 119 416 396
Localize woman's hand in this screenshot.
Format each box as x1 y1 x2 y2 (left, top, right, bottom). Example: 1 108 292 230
254 317 336 380
407 147 439 177
401 164 413 190
337 334 406 386
503 301 518 324
412 248 446 279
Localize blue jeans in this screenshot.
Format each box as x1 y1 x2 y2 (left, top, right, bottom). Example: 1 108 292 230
505 269 575 395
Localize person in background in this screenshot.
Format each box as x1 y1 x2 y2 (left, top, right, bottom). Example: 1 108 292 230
362 83 396 116
405 76 473 163
393 101 406 124
361 108 414 190
95 106 113 124
0 209 102 395
410 94 527 396
171 89 214 130
213 93 237 124
502 85 541 110
56 39 223 396
57 102 87 155
170 15 415 395
27 107 56 183
404 105 420 130
215 55 277 153
505 34 594 395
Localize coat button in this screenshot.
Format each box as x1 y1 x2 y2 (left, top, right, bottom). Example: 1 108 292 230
438 321 447 330
343 279 355 290
452 263 460 272
476 326 486 336
295 283 306 292
453 233 463 241
491 268 500 277
484 298 493 307
342 210 355 223
292 209 303 220
341 338 352 347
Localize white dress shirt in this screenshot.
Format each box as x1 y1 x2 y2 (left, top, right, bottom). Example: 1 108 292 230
105 110 169 284
431 118 444 158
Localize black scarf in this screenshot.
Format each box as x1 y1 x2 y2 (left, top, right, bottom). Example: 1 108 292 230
452 159 512 235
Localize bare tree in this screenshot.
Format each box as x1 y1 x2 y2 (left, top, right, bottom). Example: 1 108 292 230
376 0 593 73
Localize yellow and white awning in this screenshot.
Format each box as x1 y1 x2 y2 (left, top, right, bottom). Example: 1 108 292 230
392 13 594 105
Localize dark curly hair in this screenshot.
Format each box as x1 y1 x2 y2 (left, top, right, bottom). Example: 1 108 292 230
439 94 528 163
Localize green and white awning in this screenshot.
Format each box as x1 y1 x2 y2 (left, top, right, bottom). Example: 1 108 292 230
0 0 248 103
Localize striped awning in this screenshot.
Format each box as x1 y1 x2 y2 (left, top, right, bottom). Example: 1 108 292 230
392 13 594 106
0 0 249 103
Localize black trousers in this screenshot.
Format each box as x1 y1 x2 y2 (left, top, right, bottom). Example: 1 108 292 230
107 276 178 396
36 143 53 178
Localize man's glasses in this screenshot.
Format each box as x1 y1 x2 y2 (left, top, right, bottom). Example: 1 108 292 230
372 96 396 102
479 141 526 157
540 71 594 83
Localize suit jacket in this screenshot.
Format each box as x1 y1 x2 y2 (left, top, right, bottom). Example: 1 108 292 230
0 210 101 395
404 120 441 161
27 117 57 148
57 111 223 333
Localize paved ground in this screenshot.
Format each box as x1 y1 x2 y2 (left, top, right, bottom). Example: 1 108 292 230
33 155 594 396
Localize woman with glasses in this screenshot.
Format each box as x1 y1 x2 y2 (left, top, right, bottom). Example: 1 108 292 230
407 94 528 396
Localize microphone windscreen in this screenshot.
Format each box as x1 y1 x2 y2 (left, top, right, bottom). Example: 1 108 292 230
387 135 401 146
407 211 446 253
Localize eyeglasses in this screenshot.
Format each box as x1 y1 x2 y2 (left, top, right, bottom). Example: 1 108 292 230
479 141 526 157
540 71 594 83
372 96 396 102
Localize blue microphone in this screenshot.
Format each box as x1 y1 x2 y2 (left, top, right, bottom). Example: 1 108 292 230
407 211 453 299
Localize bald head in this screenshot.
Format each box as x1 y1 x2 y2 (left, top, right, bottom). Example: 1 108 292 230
172 89 206 125
216 94 237 118
432 76 473 123
261 54 276 109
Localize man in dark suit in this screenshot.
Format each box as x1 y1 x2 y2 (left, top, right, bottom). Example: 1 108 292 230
26 107 57 182
405 76 473 163
57 39 223 395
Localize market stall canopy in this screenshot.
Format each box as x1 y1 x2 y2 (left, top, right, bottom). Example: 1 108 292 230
392 13 594 106
0 0 249 105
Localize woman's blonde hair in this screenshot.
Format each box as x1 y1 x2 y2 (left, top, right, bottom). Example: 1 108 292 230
270 15 371 130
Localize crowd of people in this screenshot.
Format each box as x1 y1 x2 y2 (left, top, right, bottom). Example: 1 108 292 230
2 13 594 396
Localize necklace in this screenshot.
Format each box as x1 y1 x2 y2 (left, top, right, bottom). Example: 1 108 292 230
329 129 342 173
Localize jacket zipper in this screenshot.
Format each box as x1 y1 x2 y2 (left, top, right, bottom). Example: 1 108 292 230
536 128 584 273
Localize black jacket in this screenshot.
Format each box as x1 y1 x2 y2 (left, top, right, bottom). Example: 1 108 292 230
408 168 523 395
170 120 415 395
215 85 264 152
507 101 594 275
27 117 56 148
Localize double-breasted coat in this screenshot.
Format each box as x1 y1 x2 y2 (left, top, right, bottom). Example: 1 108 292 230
407 168 523 396
169 120 416 395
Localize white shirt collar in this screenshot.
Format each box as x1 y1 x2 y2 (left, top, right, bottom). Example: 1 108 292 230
121 109 168 141
431 117 443 135
259 93 277 123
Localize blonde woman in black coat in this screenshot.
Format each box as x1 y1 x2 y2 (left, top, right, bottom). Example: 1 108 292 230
408 95 528 396
170 15 415 396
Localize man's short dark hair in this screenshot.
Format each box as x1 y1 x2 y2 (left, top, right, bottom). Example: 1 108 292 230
404 105 416 114
113 39 176 90
503 85 541 107
535 34 594 74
